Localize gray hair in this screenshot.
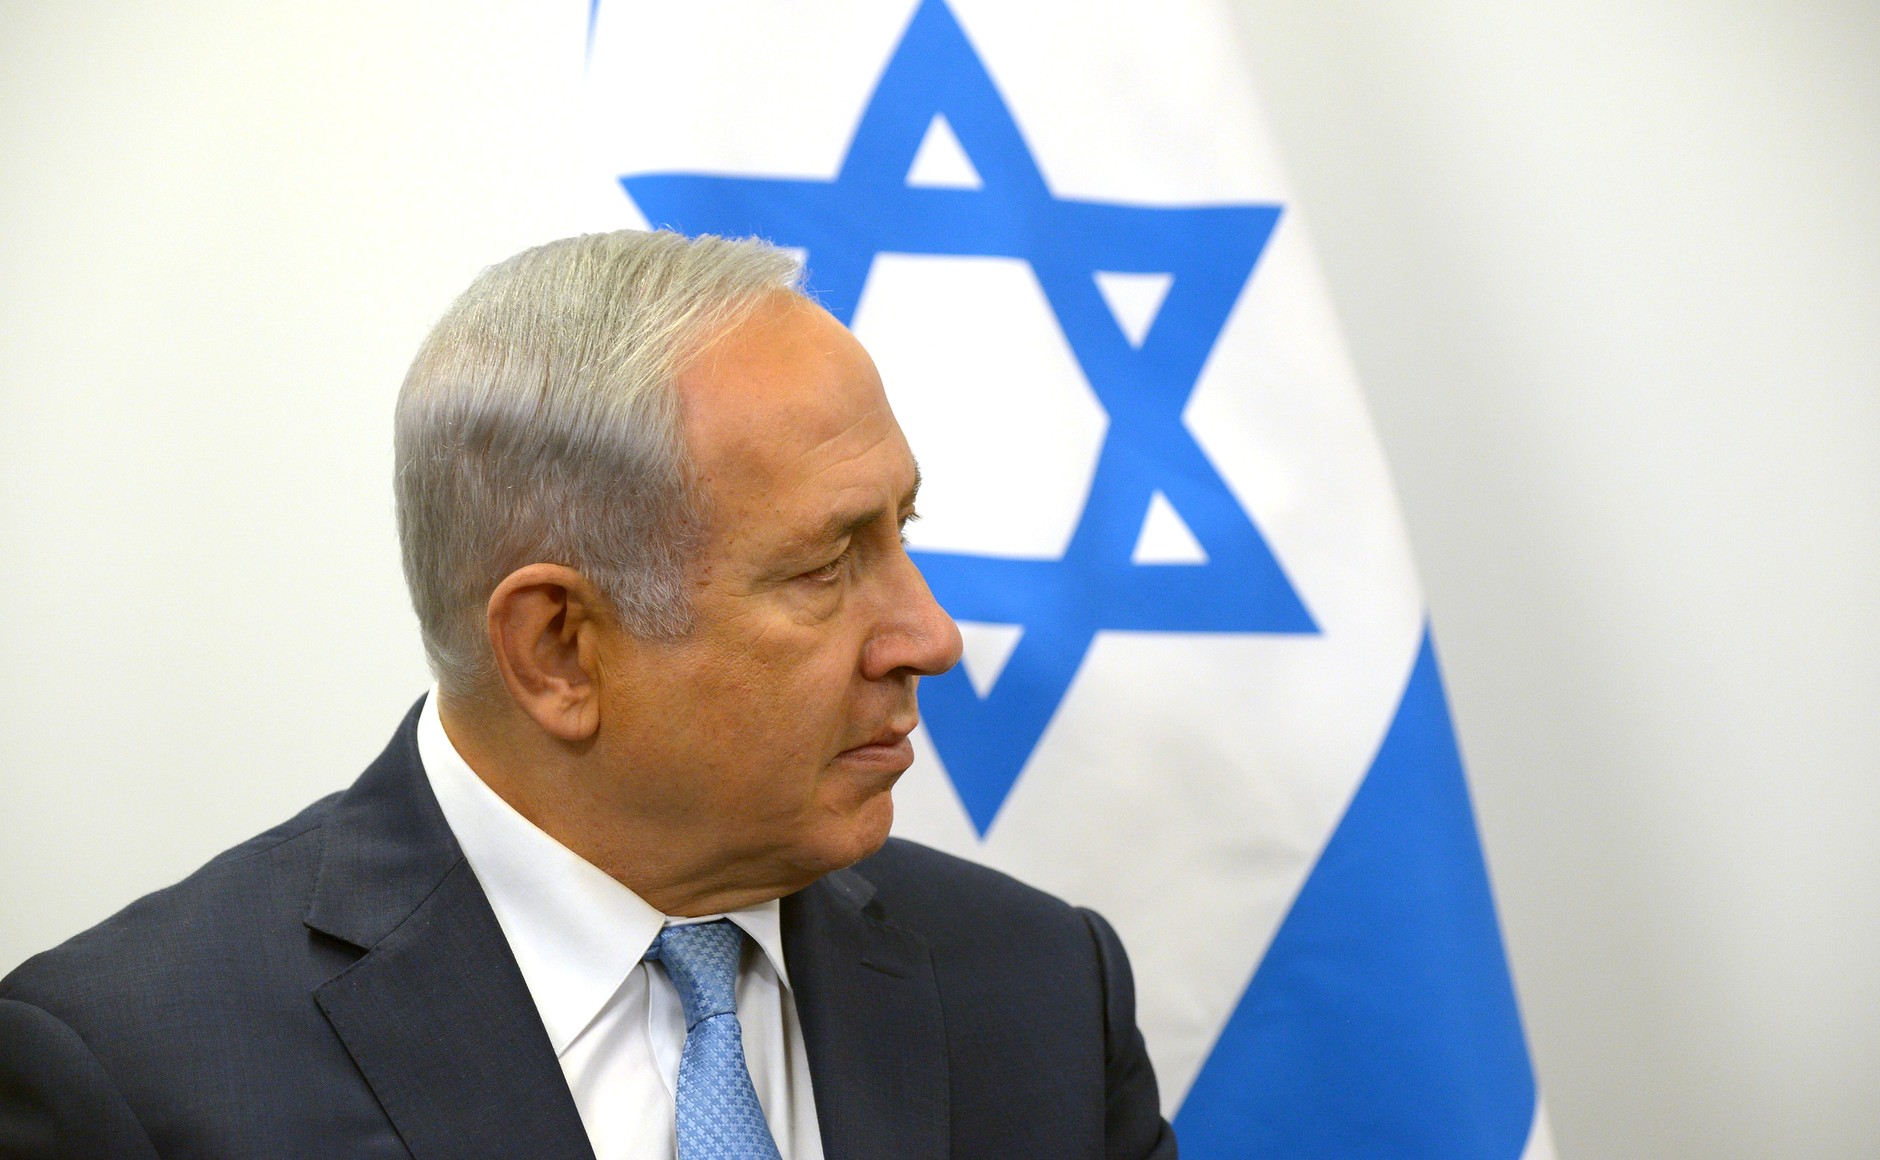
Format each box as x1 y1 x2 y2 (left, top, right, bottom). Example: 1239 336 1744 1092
394 229 804 697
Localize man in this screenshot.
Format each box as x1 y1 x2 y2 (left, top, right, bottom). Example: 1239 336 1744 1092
0 231 1176 1159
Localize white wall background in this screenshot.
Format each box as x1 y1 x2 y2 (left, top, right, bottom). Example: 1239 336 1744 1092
2 3 1874 1157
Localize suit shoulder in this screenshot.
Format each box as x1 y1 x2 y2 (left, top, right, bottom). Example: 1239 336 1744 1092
851 837 1091 940
203 788 344 868
0 790 343 1008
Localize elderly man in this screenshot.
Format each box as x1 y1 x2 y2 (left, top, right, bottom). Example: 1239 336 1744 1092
0 231 1175 1159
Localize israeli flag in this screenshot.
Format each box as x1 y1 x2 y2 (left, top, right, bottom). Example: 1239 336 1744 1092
588 1 1552 1154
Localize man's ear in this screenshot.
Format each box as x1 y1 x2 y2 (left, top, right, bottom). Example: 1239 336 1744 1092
485 563 610 742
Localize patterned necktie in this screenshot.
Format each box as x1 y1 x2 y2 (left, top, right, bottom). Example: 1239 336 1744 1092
645 921 785 1160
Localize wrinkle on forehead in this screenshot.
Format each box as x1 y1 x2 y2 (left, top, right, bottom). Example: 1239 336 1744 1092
677 295 889 473
779 460 923 564
674 289 916 562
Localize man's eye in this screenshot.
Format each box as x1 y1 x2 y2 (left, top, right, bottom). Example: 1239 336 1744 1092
803 555 844 583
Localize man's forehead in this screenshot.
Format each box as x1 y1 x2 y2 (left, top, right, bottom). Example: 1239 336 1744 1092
675 293 920 545
678 296 874 454
792 462 923 544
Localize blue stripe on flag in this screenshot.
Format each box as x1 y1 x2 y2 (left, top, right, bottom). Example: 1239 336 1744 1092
1173 627 1535 1157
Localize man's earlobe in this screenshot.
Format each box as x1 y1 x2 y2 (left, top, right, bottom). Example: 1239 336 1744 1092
486 564 606 742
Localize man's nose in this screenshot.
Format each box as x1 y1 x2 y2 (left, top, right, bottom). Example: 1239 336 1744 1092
865 553 964 680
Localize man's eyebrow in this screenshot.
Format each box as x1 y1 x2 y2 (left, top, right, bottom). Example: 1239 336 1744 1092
793 462 925 555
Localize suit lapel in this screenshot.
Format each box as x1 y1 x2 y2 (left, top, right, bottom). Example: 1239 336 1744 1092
304 702 594 1160
783 867 949 1160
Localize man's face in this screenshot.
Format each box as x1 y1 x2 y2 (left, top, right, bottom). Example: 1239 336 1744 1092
597 293 962 888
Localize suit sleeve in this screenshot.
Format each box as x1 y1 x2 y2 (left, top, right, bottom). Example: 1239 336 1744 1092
1079 909 1178 1160
0 998 160 1160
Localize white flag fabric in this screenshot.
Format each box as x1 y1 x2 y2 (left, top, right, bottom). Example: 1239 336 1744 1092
587 1 1551 1154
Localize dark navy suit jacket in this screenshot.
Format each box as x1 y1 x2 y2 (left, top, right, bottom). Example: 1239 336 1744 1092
0 704 1176 1158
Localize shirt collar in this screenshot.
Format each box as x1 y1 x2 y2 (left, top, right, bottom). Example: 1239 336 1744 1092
416 689 792 1055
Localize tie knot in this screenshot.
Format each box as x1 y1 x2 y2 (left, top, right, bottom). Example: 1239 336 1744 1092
646 920 745 1029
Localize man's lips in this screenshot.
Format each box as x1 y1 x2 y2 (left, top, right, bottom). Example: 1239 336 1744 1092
835 721 918 769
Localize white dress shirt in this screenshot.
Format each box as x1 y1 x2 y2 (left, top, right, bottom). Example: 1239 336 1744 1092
417 691 826 1160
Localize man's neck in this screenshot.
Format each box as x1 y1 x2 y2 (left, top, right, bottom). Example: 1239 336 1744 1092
435 693 816 916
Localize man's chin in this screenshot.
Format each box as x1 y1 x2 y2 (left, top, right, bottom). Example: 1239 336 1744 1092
804 790 896 878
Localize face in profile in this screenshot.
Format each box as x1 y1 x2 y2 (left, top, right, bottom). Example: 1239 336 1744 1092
597 293 963 886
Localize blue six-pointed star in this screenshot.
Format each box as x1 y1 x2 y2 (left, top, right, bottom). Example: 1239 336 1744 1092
622 0 1317 834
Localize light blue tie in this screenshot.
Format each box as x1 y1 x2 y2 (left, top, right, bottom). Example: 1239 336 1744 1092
645 921 784 1160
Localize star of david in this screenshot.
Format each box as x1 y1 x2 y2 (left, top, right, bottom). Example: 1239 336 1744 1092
619 0 1317 834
